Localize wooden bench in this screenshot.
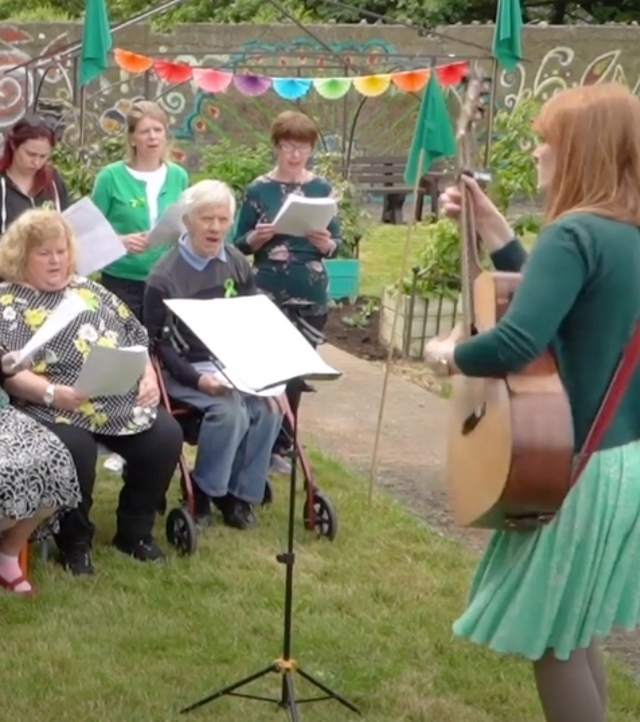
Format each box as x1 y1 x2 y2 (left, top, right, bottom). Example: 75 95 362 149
348 155 446 224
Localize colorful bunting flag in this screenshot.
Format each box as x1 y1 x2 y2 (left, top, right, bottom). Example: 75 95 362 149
111 48 469 100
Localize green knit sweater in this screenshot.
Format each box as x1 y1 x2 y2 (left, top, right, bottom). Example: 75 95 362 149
454 212 640 451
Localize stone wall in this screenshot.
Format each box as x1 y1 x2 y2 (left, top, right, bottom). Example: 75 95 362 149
1 21 639 165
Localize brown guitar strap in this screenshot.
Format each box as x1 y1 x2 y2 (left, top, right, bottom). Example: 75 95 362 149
571 315 640 484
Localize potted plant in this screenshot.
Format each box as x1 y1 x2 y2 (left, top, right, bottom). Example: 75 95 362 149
380 218 462 358
314 151 370 301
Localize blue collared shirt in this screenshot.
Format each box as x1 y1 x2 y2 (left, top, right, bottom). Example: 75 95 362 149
177 233 227 271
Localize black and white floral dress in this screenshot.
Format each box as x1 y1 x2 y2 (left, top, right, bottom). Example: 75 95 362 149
0 375 80 539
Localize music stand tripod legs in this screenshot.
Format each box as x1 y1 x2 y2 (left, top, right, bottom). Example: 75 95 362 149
179 382 361 720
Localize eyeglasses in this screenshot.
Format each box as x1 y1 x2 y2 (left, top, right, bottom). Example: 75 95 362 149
279 142 313 155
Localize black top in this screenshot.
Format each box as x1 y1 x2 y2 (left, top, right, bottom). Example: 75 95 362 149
143 243 257 389
0 170 70 234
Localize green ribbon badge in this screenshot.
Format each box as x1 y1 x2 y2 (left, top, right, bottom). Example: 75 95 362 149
223 279 238 298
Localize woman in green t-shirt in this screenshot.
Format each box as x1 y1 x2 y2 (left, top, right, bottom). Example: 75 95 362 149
91 100 189 320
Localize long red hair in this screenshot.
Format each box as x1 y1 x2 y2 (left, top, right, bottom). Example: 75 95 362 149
0 115 57 196
533 83 640 225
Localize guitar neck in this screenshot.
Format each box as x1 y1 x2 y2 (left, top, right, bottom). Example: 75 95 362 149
459 185 483 338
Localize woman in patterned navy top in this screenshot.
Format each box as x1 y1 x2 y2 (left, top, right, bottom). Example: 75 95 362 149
234 111 343 460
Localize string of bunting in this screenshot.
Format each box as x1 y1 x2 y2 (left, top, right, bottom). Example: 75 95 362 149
112 48 469 100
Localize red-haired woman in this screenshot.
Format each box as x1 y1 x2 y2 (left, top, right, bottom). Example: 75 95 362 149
431 83 640 722
0 114 70 235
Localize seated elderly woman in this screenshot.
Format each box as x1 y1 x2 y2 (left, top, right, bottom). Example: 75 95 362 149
144 179 283 530
0 209 184 577
0 350 80 595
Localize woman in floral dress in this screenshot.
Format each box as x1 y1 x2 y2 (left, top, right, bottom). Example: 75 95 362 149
0 208 183 578
233 110 343 460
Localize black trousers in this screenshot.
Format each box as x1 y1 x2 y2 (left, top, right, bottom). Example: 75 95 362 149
100 273 146 322
45 407 183 550
275 312 327 453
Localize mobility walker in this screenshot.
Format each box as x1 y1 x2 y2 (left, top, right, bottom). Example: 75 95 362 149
157 305 338 556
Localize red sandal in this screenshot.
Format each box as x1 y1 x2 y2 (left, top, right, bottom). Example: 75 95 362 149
0 572 34 596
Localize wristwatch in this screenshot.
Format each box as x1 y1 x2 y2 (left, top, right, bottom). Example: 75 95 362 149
43 384 56 406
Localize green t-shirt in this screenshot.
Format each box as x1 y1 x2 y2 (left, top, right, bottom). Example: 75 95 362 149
91 160 189 281
454 212 640 452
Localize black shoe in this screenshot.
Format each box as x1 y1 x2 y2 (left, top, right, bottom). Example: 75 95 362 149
191 481 213 529
221 497 257 530
262 481 274 506
113 536 166 562
58 545 94 576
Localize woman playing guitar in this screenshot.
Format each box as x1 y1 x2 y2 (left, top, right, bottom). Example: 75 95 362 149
427 82 640 722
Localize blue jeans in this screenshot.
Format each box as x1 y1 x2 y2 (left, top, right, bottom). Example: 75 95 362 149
164 364 283 504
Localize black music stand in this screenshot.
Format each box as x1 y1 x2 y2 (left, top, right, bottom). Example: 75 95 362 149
179 376 361 720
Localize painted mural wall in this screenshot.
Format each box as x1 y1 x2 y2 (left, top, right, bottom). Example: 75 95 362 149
1 22 639 162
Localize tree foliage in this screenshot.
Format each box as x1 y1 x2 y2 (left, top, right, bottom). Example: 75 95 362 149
2 0 640 25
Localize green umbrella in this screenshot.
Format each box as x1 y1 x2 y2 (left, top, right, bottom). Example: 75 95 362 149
79 0 113 86
492 0 523 71
404 71 456 188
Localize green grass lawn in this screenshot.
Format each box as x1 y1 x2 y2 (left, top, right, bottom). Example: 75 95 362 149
359 223 427 299
3 452 640 721
358 223 537 300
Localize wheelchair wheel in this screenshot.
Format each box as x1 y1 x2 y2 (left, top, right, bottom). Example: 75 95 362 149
303 490 338 541
262 480 274 506
166 507 198 556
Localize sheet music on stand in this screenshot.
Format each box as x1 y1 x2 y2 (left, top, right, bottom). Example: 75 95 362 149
164 295 341 392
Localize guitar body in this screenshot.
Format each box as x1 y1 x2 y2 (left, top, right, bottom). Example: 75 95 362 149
447 270 575 529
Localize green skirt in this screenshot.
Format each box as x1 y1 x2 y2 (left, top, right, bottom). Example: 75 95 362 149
453 440 640 661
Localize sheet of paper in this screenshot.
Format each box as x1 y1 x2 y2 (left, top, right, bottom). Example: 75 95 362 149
214 369 286 398
165 295 341 392
15 291 88 366
147 203 186 248
63 197 127 276
74 345 149 397
272 194 337 237
192 360 285 397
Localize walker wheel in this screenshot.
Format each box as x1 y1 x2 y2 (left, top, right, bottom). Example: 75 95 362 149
166 507 198 555
304 490 338 541
262 480 274 506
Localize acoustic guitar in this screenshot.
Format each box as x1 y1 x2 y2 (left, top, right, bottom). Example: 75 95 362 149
446 65 575 530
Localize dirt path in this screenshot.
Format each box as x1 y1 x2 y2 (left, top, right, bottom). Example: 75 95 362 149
300 344 640 679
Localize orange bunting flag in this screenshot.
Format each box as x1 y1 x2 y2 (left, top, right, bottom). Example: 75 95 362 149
113 48 153 74
391 69 430 93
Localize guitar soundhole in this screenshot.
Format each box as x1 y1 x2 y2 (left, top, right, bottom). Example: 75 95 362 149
462 403 486 435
